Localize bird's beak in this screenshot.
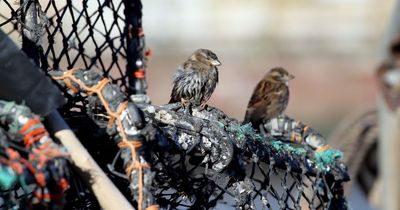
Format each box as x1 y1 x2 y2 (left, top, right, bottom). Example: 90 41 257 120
287 74 295 80
211 59 222 66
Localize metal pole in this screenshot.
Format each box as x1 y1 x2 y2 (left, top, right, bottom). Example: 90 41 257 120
124 0 148 95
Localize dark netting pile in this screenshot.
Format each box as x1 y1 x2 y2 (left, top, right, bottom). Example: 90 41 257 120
0 0 147 93
0 0 350 209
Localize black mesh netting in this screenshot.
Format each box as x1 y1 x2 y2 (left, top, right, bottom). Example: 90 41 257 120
0 0 350 209
0 0 146 92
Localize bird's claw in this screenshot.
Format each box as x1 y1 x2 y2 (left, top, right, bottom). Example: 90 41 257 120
181 98 192 115
198 101 207 111
180 98 189 107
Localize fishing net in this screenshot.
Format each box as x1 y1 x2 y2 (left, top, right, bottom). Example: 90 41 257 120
0 0 350 209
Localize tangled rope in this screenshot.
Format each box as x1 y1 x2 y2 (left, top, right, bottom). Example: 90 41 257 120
0 100 70 209
51 68 158 210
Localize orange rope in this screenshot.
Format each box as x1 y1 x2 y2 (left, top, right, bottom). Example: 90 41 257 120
290 133 295 143
23 127 48 148
117 138 149 210
316 145 331 153
52 69 79 93
34 190 51 201
128 26 144 38
20 118 41 134
302 125 309 134
64 77 79 93
3 148 58 192
134 68 146 79
34 173 46 187
5 148 24 174
58 178 69 191
145 205 160 210
290 132 302 144
52 68 150 210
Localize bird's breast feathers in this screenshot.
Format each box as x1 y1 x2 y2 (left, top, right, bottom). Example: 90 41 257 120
274 90 284 95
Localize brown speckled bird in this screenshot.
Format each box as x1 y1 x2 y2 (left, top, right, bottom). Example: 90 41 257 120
169 49 221 108
244 67 294 128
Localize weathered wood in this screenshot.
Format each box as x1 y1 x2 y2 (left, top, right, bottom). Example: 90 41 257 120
45 111 135 210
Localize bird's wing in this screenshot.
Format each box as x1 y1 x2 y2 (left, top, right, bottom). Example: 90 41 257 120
244 79 271 123
247 79 271 108
169 64 204 103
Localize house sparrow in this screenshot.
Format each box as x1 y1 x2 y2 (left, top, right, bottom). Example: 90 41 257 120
244 67 294 128
169 49 221 109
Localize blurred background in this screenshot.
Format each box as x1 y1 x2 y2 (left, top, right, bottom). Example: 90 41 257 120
1 0 397 209
143 0 393 136
141 3 399 208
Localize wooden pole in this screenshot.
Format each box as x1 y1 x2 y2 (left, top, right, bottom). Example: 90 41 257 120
45 112 135 210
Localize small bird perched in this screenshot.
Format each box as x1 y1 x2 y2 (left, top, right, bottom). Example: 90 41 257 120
244 67 294 129
169 49 221 109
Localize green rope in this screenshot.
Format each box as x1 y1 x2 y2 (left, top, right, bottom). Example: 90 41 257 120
18 175 29 194
216 121 225 129
227 123 263 142
314 148 343 172
0 165 17 190
270 140 307 155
